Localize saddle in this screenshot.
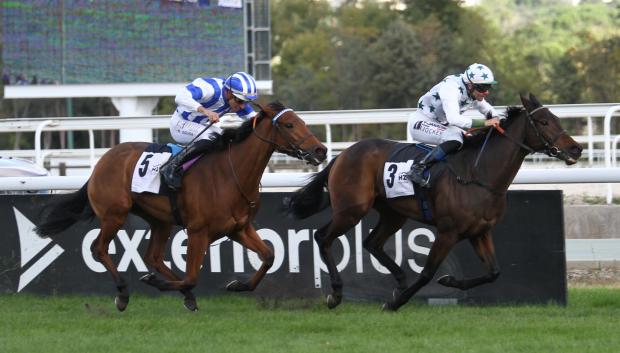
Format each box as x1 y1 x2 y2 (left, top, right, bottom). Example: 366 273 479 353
385 143 448 222
134 142 186 226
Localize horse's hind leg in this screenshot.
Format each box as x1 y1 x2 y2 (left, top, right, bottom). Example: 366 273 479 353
91 216 131 311
226 224 274 292
383 231 458 311
316 210 368 309
437 231 500 290
362 211 408 297
140 221 198 311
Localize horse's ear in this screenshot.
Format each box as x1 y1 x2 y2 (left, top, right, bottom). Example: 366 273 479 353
528 93 542 107
520 93 535 112
520 93 529 105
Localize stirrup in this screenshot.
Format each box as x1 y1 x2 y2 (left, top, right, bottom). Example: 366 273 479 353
161 164 183 190
407 166 430 188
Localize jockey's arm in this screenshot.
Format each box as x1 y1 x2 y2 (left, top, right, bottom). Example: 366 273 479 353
236 104 257 120
472 99 502 128
475 99 501 119
439 84 473 129
175 78 219 122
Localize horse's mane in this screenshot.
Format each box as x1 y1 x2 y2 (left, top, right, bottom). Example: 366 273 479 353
195 101 284 154
462 106 524 148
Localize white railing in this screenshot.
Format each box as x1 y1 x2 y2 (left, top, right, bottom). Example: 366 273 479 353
604 105 620 203
1 103 620 201
1 168 620 191
1 103 619 167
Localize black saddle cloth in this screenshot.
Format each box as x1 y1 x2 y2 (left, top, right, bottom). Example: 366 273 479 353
387 143 433 163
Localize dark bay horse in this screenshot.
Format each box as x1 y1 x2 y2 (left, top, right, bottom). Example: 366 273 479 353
286 94 582 311
35 102 327 311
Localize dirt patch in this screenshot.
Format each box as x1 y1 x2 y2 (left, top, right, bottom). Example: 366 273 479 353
568 267 620 286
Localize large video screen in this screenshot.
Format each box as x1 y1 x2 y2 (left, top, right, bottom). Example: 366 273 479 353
1 1 245 85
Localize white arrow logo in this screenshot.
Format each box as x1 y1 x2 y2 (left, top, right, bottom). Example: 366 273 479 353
14 207 64 292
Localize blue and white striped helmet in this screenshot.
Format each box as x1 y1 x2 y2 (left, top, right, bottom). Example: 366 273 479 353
224 71 258 101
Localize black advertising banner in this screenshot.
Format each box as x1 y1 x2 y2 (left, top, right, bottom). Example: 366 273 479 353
0 191 566 305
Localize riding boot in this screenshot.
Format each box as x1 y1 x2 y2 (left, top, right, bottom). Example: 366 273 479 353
407 146 446 188
161 139 211 190
407 140 462 188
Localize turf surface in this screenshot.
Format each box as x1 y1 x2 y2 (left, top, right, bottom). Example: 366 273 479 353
1 287 619 353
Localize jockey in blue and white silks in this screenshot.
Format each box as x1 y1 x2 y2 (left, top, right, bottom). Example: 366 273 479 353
406 63 502 187
170 76 257 144
162 71 259 190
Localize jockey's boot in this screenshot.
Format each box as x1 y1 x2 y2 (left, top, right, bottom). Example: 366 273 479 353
161 139 211 190
407 146 446 188
407 140 462 188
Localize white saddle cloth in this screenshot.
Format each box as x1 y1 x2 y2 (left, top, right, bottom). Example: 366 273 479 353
383 161 415 199
131 151 172 194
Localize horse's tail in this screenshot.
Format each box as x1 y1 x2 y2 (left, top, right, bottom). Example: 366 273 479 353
35 181 95 239
286 158 336 219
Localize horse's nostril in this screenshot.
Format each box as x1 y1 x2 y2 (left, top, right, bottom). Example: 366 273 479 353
572 144 583 156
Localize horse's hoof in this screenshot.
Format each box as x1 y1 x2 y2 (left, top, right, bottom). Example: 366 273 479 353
139 273 156 284
326 294 341 309
226 280 252 292
381 302 397 312
437 275 456 287
184 298 199 312
115 295 129 312
392 288 405 301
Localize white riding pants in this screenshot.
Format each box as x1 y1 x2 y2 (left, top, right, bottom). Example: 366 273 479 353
407 110 465 145
169 115 223 145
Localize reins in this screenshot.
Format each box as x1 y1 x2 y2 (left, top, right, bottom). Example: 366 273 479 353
228 143 257 208
455 105 566 193
473 106 568 159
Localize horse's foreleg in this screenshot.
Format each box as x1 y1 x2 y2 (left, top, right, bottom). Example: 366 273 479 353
141 223 197 311
91 218 130 312
362 212 408 295
226 225 274 292
383 231 458 312
437 232 500 290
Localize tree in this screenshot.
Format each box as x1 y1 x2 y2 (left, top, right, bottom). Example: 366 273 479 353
366 19 424 108
273 29 337 110
270 0 332 55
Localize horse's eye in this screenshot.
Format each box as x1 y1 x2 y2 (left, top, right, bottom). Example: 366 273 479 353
539 120 548 126
285 123 294 128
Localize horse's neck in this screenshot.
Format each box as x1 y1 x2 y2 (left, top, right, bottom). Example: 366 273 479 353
231 121 275 186
460 116 530 191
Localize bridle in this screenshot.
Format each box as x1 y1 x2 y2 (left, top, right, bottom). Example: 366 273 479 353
494 106 572 162
228 106 319 208
462 105 573 193
251 108 318 161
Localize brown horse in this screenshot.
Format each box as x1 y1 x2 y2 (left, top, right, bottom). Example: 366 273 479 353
35 102 327 311
286 94 582 311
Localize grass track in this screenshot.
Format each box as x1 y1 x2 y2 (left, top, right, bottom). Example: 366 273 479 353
1 287 620 353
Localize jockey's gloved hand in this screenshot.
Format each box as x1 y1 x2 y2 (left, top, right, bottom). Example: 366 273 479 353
486 112 506 123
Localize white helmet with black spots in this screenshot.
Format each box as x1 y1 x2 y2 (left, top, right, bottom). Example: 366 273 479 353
464 63 497 85
224 71 258 101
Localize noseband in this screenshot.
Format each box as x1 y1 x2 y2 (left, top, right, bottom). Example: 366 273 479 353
252 108 317 160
